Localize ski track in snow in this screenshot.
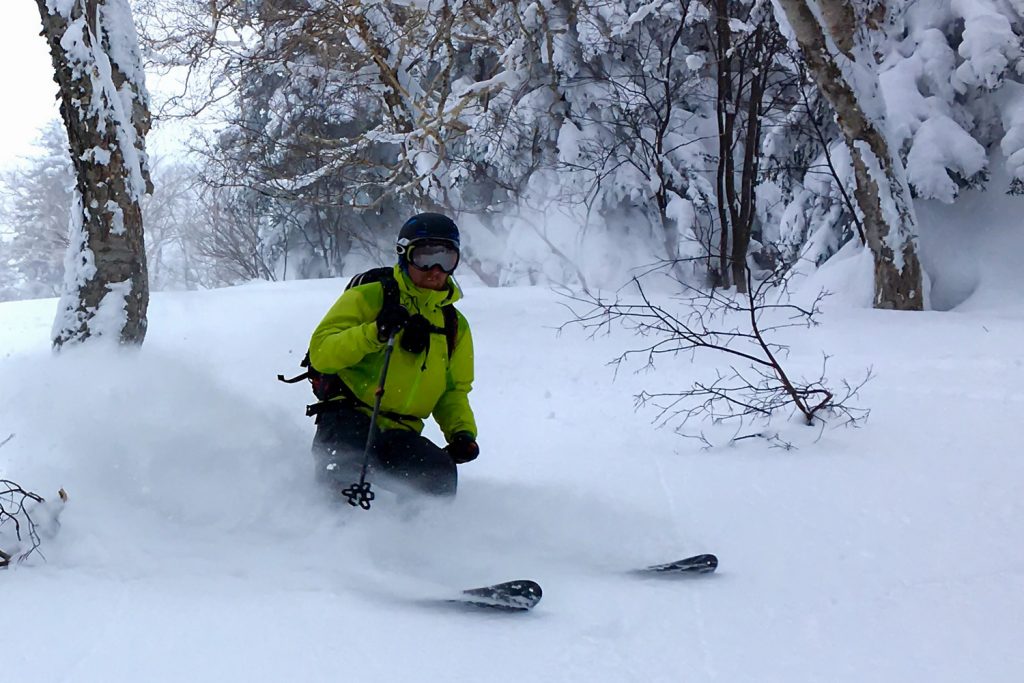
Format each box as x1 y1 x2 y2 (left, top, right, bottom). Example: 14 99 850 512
3 218 1024 680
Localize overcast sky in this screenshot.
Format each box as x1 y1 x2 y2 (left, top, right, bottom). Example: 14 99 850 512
0 4 62 169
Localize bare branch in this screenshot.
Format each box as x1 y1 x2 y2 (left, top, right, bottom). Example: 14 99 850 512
0 480 46 567
563 253 869 448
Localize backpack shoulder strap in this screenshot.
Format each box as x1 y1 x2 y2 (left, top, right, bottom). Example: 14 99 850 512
277 350 311 384
441 305 458 358
346 267 399 311
345 266 456 357
379 272 399 310
346 266 393 291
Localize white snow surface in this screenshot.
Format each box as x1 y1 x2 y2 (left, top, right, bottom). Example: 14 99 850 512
3 218 1024 680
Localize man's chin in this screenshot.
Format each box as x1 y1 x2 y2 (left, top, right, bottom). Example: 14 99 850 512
415 275 448 290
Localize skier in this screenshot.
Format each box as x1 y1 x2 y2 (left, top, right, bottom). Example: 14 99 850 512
307 212 479 499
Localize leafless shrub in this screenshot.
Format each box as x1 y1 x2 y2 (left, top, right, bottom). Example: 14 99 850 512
563 259 870 447
0 435 67 568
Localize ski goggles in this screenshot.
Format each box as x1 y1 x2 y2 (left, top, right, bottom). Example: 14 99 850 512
408 241 460 273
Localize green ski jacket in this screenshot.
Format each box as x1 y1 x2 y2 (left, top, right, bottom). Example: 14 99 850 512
309 265 477 439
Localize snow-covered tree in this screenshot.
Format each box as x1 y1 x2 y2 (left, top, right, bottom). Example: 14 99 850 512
129 0 1022 297
765 0 1024 306
773 0 924 310
36 0 154 346
0 121 74 300
0 121 210 300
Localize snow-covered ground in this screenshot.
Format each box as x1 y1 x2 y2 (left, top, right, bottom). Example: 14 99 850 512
3 216 1024 681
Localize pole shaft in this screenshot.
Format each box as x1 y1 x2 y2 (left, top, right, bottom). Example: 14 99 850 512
357 333 396 483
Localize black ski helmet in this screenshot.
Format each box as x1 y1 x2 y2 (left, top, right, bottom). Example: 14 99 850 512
396 213 460 259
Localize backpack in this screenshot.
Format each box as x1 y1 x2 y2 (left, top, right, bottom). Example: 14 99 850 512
278 267 460 410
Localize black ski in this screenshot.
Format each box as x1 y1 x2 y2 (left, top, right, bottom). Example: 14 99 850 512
446 579 543 612
636 553 718 575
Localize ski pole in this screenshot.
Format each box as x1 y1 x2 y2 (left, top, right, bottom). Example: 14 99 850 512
342 331 397 510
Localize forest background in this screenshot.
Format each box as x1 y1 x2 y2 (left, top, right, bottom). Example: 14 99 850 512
2 0 1022 312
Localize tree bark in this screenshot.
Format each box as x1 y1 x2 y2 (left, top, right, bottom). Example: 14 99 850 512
37 0 154 347
774 0 924 310
714 0 735 290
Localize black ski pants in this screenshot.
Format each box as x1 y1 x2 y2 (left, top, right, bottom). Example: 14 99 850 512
312 403 457 498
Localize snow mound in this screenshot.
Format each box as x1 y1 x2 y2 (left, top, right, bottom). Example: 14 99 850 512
918 169 1024 312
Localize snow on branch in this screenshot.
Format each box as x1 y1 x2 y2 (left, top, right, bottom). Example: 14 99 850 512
950 0 1021 92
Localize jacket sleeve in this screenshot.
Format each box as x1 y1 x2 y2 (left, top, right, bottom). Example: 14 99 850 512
433 312 478 442
308 286 385 373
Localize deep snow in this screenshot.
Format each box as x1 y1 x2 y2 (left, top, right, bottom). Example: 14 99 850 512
3 212 1024 681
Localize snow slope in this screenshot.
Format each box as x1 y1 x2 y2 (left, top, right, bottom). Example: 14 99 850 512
2 251 1024 681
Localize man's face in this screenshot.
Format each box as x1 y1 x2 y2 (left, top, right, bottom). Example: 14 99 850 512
407 261 450 290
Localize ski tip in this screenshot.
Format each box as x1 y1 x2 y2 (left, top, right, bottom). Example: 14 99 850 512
637 553 719 575
464 579 542 595
456 579 543 612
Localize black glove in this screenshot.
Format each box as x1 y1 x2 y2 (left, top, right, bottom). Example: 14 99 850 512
376 302 410 342
400 314 432 354
445 432 479 464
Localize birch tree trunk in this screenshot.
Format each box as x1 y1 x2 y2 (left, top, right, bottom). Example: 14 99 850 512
37 0 154 347
773 0 924 310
